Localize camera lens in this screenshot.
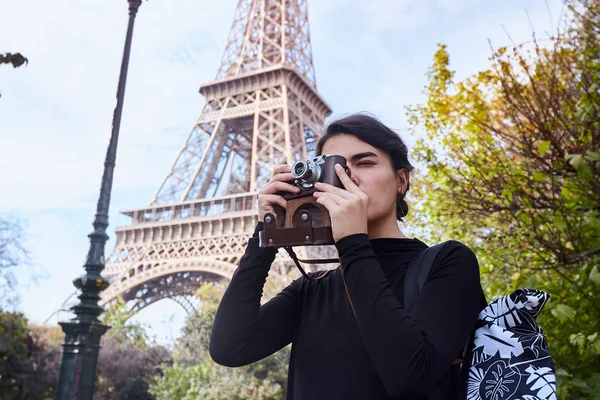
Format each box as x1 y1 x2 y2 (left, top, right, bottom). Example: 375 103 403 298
291 159 321 187
292 161 309 179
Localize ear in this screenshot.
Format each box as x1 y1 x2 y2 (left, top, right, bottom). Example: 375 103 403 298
395 169 409 196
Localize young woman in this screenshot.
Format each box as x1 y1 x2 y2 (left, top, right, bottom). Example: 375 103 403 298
210 114 483 399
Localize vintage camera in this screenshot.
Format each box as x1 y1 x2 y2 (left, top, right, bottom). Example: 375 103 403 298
259 154 349 248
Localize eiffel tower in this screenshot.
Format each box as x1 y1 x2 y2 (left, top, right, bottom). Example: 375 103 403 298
99 0 335 314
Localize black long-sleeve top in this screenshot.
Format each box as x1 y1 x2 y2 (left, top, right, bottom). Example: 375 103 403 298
210 222 482 400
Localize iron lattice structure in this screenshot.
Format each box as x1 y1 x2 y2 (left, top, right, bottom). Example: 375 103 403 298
99 0 336 314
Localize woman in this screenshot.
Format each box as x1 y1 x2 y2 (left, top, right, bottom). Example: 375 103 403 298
210 114 483 399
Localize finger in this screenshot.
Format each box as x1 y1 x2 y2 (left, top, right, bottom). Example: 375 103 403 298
314 181 352 200
313 191 348 206
260 194 287 209
270 172 295 183
334 164 362 195
273 164 292 175
262 180 301 195
315 195 341 213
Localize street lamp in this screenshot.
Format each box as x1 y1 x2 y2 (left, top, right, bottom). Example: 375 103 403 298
55 1 143 398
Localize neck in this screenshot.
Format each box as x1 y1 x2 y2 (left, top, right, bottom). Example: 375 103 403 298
367 216 407 240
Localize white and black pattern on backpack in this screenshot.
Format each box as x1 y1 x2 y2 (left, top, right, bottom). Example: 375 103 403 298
466 288 557 400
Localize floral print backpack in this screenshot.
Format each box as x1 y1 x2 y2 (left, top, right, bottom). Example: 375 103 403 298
405 242 557 400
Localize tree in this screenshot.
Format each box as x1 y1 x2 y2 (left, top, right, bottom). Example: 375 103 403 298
26 324 64 399
101 297 150 348
151 282 290 400
0 311 33 400
406 0 599 397
0 216 29 309
0 300 170 400
0 215 58 399
173 283 221 366
0 53 28 68
96 298 172 400
96 334 171 400
0 314 67 400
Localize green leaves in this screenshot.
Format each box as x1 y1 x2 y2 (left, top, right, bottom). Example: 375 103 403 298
567 153 594 180
407 3 600 397
552 304 576 322
538 140 551 156
101 298 149 348
554 214 568 231
567 153 584 168
533 172 547 182
591 333 600 355
585 151 600 162
590 266 600 285
0 311 33 396
151 283 290 399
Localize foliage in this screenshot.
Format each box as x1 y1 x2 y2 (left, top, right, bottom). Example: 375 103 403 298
26 324 64 399
150 282 290 399
0 215 29 308
173 283 222 365
96 334 171 400
406 0 600 398
0 311 33 399
0 274 287 399
0 53 28 68
101 297 150 348
151 356 288 400
96 298 172 399
0 316 62 399
0 300 171 399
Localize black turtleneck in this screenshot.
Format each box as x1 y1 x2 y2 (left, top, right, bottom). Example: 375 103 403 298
210 222 482 400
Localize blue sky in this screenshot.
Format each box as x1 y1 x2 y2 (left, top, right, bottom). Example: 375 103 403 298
0 0 564 344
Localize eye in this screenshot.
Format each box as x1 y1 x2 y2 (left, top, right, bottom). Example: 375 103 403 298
357 161 375 166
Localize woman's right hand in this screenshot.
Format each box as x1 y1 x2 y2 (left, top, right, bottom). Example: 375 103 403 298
258 164 301 222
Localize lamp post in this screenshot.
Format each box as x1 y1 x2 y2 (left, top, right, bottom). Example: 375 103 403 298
55 1 143 398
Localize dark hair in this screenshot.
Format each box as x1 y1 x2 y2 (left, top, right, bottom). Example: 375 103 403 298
316 113 414 222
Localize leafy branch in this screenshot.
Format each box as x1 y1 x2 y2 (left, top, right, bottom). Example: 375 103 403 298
0 53 28 68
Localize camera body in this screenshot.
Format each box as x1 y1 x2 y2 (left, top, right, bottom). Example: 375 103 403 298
259 154 349 248
283 154 348 200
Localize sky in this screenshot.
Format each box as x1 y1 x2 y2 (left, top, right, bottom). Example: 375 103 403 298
0 0 565 345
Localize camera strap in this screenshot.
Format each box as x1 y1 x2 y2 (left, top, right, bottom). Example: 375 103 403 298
283 247 338 281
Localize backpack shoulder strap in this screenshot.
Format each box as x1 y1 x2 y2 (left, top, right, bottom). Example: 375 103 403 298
403 241 452 312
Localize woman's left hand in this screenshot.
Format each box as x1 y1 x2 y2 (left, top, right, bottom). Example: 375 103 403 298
313 164 369 242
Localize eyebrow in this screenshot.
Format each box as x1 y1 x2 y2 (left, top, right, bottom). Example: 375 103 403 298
350 152 378 162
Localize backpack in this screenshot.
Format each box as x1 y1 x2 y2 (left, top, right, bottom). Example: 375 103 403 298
404 242 557 400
